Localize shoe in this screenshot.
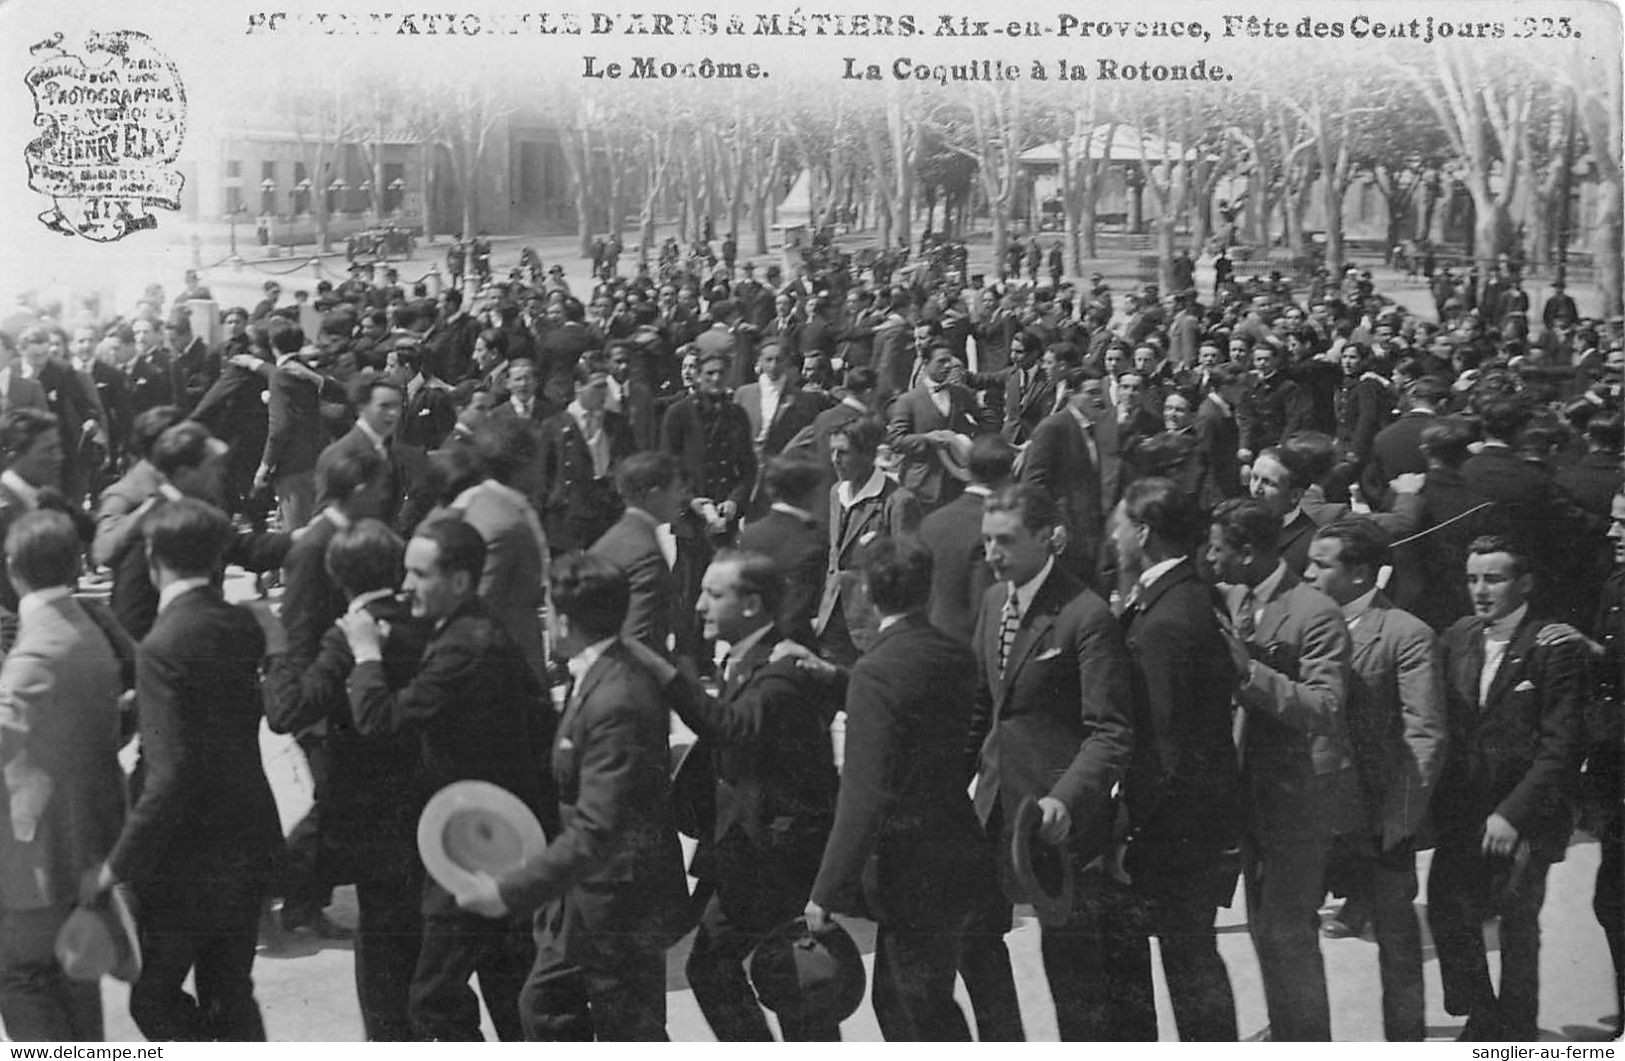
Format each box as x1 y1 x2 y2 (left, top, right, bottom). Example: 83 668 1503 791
1323 898 1370 939
280 908 354 941
1456 1011 1502 1041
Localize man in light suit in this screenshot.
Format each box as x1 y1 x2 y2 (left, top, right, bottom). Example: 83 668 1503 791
1304 519 1445 1041
813 416 921 665
918 435 1013 646
455 555 688 1041
1205 498 1359 1042
0 511 126 1040
968 483 1135 1040
1429 535 1586 1041
1021 367 1123 590
886 345 999 514
87 500 282 1041
589 453 690 658
734 343 823 517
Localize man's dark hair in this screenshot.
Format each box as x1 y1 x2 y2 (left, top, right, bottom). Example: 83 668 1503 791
473 418 538 485
320 448 387 506
842 365 877 395
143 497 231 578
762 454 822 505
615 451 679 503
150 421 220 476
1408 375 1450 408
427 443 487 505
984 483 1060 534
1467 533 1529 578
412 518 488 585
829 415 886 458
128 405 185 462
476 327 507 358
325 518 405 599
1312 518 1390 577
1418 418 1478 468
353 376 405 410
860 534 932 615
1210 497 1281 555
6 509 81 590
713 549 785 619
1122 477 1205 553
267 318 305 355
548 552 630 640
1480 396 1531 443
967 434 1016 488
1280 431 1339 487
0 409 58 466
696 350 730 373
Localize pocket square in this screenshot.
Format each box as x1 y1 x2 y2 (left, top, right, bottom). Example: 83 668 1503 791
1034 647 1063 662
1513 679 1536 692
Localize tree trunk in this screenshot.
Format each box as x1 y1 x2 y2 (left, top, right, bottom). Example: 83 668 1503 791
1595 176 1624 318
1322 173 1346 276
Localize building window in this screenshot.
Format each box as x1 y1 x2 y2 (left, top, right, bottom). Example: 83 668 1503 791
260 161 277 214
383 162 405 214
293 162 309 214
226 159 242 179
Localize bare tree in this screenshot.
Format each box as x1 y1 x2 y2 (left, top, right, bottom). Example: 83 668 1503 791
435 80 515 248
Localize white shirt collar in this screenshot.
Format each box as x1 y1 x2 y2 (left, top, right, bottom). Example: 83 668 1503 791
17 585 72 627
878 612 906 632
840 394 867 413
346 587 395 615
1 469 41 508
1486 602 1528 641
1138 555 1186 591
158 577 212 614
1281 503 1304 528
964 484 992 498
769 501 814 522
836 467 887 510
566 636 618 686
1007 555 1056 621
356 418 390 453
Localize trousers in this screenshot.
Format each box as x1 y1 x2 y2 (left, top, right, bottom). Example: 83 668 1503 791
0 903 102 1041
129 876 266 1041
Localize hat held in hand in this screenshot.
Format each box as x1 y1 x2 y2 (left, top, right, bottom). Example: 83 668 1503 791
748 916 866 1027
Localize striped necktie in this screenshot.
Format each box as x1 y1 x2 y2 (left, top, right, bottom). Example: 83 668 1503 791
997 585 1021 679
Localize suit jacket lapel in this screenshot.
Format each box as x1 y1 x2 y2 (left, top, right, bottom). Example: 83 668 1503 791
1484 615 1539 710
1000 571 1066 696
1253 573 1296 646
1455 617 1486 708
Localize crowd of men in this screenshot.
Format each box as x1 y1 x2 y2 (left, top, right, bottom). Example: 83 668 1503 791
0 235 1619 1043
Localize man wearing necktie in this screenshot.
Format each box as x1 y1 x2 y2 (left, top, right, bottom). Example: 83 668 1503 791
1428 535 1585 1041
886 345 998 515
1204 498 1358 1042
536 359 633 555
967 483 1134 1040
650 553 839 1040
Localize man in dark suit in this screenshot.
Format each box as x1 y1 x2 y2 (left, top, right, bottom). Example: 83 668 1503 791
796 537 1000 1040
1459 397 1601 617
0 511 127 1040
536 298 596 404
999 332 1052 444
162 313 212 417
590 453 692 659
1021 367 1123 590
489 358 558 428
265 448 390 939
739 455 827 645
871 296 915 406
456 555 687 1041
814 416 921 665
0 410 92 621
660 351 756 529
1104 479 1244 1041
0 341 50 417
886 345 998 514
85 500 282 1041
1558 415 1624 517
317 378 429 536
1205 498 1360 1042
16 326 103 506
190 314 271 516
968 483 1135 1041
262 518 427 1039
536 360 635 554
1237 343 1314 466
1388 419 1498 633
255 319 324 532
1360 376 1446 507
1305 520 1445 1041
655 553 839 1040
1191 366 1246 510
342 518 554 1041
782 366 876 529
73 328 128 481
1429 535 1586 1041
918 435 1013 646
